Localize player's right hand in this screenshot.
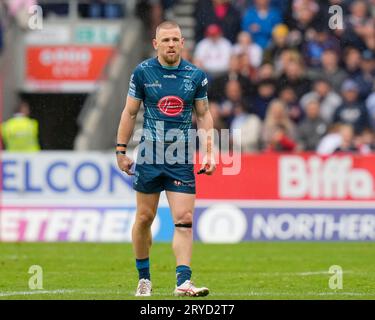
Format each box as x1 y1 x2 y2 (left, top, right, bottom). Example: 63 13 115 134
200 153 216 176
116 154 134 175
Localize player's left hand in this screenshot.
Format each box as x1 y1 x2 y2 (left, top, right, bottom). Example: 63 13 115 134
200 154 216 175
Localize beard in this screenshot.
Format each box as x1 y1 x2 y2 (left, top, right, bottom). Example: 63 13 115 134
162 51 180 65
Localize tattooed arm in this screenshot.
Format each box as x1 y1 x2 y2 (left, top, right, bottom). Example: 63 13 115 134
194 98 216 175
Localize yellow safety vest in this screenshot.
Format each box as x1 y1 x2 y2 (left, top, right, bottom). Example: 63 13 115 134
1 115 40 152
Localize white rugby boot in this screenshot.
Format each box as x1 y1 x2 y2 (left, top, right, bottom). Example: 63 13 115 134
135 279 152 297
174 280 209 297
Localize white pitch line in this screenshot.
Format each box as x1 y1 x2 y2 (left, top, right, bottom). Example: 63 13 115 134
209 291 375 297
253 270 357 276
1 255 29 260
0 289 127 297
1 288 374 298
0 289 75 297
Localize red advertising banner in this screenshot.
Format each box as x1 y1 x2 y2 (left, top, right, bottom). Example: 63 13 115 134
195 153 375 201
25 46 115 92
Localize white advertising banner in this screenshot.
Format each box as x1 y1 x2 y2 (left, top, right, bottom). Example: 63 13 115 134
1 152 135 202
25 25 71 45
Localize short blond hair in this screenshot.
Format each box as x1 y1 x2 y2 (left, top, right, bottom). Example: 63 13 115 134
155 21 181 37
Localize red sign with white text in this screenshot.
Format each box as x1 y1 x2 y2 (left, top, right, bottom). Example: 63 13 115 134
195 153 375 201
25 46 114 92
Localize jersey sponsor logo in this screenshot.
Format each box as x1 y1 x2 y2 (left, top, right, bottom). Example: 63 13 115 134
201 78 208 87
157 95 184 116
144 80 162 88
163 74 177 79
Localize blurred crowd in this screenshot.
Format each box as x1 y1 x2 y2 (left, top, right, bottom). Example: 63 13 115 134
0 0 374 155
149 0 375 154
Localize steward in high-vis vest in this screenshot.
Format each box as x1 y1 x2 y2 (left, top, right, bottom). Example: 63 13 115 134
1 102 40 152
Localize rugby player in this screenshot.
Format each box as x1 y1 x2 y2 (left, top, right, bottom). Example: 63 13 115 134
116 21 216 297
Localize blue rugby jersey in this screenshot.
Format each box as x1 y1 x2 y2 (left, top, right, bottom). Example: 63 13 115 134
128 57 208 143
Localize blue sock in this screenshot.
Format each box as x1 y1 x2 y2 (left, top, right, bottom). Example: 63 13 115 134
176 265 192 286
136 258 150 280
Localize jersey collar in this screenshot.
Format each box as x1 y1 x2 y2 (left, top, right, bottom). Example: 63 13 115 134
156 57 183 70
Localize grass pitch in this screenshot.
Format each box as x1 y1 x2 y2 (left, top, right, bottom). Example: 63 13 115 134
0 242 374 300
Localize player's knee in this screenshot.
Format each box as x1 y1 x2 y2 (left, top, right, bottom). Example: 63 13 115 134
175 210 193 227
136 210 155 227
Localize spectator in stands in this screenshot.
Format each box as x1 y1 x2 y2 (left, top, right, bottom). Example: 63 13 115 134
333 124 358 153
255 62 275 82
234 0 289 15
300 78 342 123
262 99 297 151
302 25 340 68
230 102 262 152
194 0 241 43
333 79 371 134
278 59 311 98
341 0 374 51
308 49 348 93
1 101 41 151
193 24 232 78
274 48 302 77
354 49 375 101
237 51 257 80
297 99 327 151
343 46 362 78
241 0 282 49
208 54 252 102
264 124 297 152
354 128 375 154
263 24 292 66
278 86 304 124
218 79 247 128
252 78 277 120
232 31 263 69
285 0 321 48
316 123 343 155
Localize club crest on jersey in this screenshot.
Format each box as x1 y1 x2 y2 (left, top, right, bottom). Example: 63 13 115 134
157 95 184 117
183 79 194 92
